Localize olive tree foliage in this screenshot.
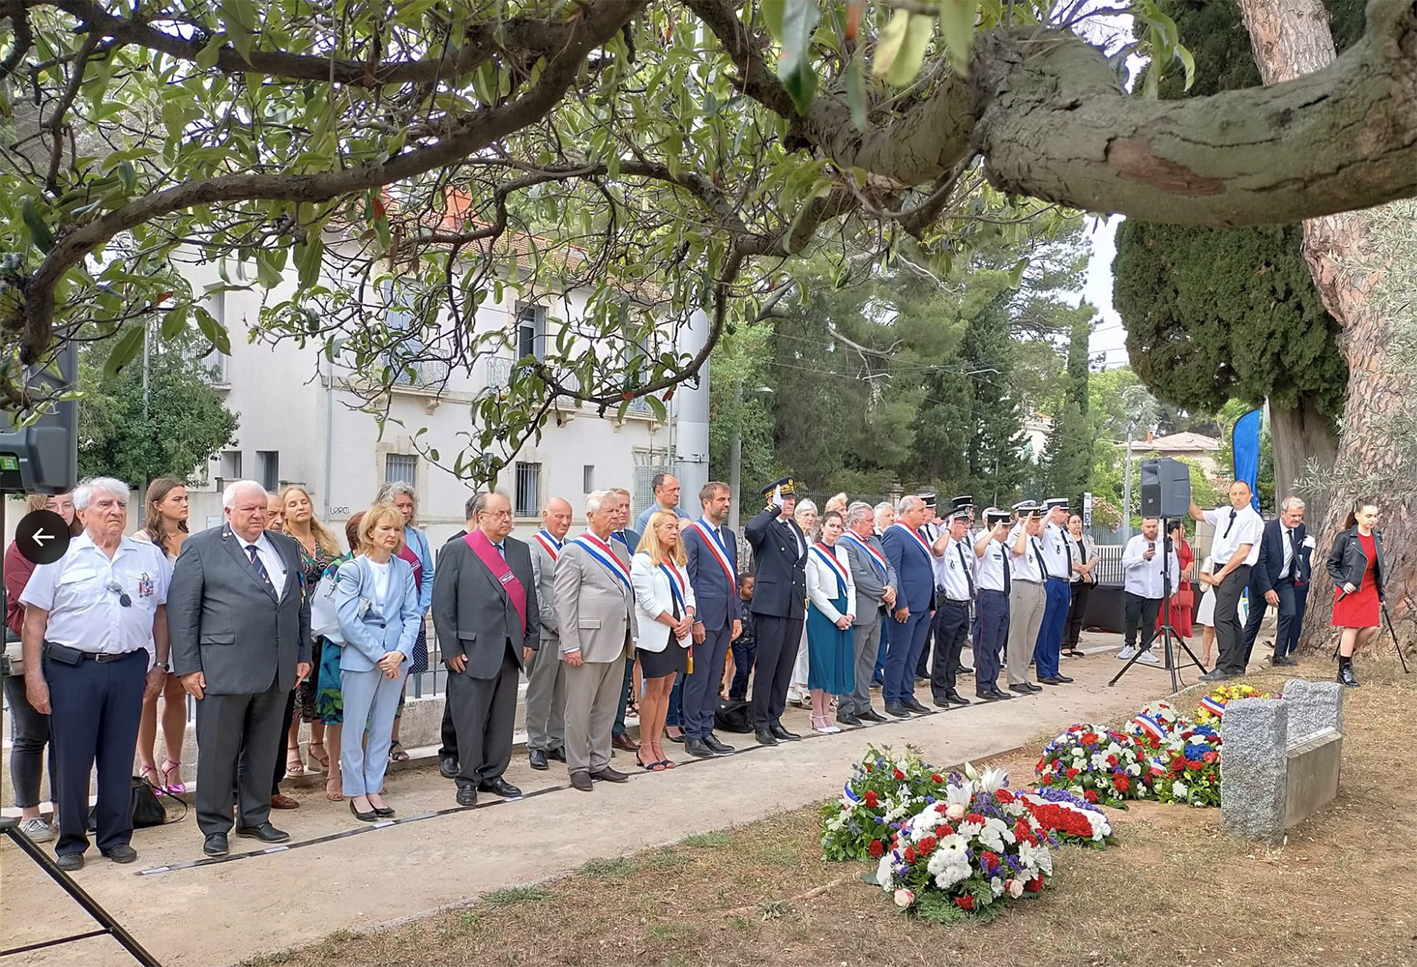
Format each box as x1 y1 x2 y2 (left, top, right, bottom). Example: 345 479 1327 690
1 1 1416 483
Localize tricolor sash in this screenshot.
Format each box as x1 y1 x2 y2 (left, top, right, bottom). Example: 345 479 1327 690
533 530 562 561
891 522 933 563
812 543 849 597
658 562 688 612
575 533 633 594
464 530 528 634
686 519 736 595
1131 713 1166 741
840 532 888 580
1199 695 1228 718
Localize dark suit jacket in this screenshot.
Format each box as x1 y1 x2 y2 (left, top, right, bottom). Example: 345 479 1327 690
745 506 806 619
880 524 936 613
432 534 540 680
168 526 312 695
684 520 739 631
1251 519 1308 595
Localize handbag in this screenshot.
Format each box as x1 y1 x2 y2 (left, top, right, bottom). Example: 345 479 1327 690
714 698 754 734
87 777 178 831
311 558 368 643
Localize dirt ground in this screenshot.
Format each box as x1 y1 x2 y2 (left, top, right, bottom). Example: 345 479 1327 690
244 655 1417 967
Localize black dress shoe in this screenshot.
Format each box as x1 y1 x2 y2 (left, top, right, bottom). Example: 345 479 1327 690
703 734 737 755
836 711 863 726
946 691 972 707
903 697 930 714
1037 676 1063 685
528 749 549 771
884 702 912 718
975 689 1001 702
755 729 779 745
932 696 954 709
203 833 228 857
858 708 887 723
101 844 138 864
591 766 629 783
1008 684 1035 695
372 804 395 818
236 822 290 843
349 799 378 822
665 732 686 745
439 756 459 779
1273 655 1299 667
55 851 84 871
1053 674 1074 683
987 688 1015 700
684 738 715 758
769 723 801 741
454 781 478 807
570 771 594 792
547 746 568 763
478 777 523 798
958 666 974 675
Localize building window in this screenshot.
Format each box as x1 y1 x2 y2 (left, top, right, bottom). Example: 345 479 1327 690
583 464 595 493
385 453 417 487
219 450 242 480
514 462 542 518
256 451 280 492
516 305 546 361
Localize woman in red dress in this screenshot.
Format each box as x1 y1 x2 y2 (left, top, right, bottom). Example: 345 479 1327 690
1326 500 1384 688
1157 521 1194 638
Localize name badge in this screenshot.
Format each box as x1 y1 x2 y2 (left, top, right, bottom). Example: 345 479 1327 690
499 572 515 586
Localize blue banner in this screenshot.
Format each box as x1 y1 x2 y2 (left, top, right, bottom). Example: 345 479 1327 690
1232 409 1263 513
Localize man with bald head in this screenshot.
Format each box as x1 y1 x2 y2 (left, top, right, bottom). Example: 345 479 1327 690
525 496 573 770
1190 481 1263 681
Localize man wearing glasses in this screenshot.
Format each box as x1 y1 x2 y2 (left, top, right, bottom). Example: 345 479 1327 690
20 477 171 871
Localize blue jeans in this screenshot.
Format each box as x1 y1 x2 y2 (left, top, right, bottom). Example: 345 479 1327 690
729 637 755 700
665 675 685 728
4 674 55 809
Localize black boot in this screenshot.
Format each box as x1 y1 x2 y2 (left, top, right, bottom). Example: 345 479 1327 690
1337 655 1360 688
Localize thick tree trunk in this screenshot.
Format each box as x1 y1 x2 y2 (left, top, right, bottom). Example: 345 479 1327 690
1241 0 1417 655
1268 397 1338 531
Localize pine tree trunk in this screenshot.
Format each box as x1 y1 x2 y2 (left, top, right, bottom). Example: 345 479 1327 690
1241 0 1417 654
1268 397 1338 533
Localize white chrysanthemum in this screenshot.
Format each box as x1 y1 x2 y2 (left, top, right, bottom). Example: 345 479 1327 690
1172 780 1189 799
990 876 1004 897
932 859 971 891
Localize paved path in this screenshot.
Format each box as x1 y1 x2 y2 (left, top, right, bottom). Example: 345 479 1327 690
0 636 1176 966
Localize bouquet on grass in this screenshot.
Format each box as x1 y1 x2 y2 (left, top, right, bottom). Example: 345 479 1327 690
1035 724 1147 806
1194 683 1276 726
821 744 948 862
1151 723 1223 807
871 765 1054 923
1017 788 1116 848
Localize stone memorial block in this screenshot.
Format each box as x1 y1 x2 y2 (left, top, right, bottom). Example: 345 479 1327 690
1282 678 1344 744
1221 698 1289 844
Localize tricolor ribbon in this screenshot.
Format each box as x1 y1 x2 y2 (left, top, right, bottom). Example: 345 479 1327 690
574 533 633 593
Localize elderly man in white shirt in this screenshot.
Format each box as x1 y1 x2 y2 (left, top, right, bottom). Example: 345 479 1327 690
1190 482 1263 680
1117 518 1180 666
21 478 170 871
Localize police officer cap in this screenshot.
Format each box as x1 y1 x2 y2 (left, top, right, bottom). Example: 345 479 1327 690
917 491 937 508
761 476 796 499
1044 497 1069 512
950 495 973 511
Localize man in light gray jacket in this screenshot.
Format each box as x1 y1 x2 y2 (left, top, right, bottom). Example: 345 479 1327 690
837 501 897 726
525 497 573 771
169 480 311 859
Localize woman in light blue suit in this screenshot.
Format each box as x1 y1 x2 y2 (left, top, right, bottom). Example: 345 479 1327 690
337 503 422 822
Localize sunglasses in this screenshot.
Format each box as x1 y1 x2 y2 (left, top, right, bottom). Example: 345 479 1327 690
106 582 132 608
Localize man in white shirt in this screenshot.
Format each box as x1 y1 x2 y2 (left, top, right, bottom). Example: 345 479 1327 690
1034 498 1075 686
1118 518 1180 666
1005 503 1048 695
21 477 170 870
929 507 975 708
1189 481 1263 680
971 509 1013 702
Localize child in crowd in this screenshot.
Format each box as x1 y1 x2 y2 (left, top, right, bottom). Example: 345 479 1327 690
728 575 756 701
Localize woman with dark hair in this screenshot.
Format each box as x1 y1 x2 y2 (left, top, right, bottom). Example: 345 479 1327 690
1062 514 1097 657
279 484 344 777
1326 500 1384 688
132 478 191 793
805 510 855 734
1157 520 1194 639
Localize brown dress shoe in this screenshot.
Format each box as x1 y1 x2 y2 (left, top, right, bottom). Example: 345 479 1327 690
612 732 638 752
570 771 594 792
270 793 300 810
591 766 629 783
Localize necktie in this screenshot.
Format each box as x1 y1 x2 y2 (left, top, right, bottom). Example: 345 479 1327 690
246 544 272 585
1032 537 1049 580
1284 528 1294 578
956 542 975 597
1065 536 1074 574
1223 508 1237 539
495 542 505 555
1001 545 1011 595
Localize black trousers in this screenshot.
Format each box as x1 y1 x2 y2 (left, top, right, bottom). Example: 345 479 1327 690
930 600 970 699
201 676 287 836
1242 578 1298 664
438 699 459 764
1214 565 1251 676
447 642 520 783
751 613 803 730
1123 592 1161 652
1064 581 1092 650
270 688 296 796
915 622 933 679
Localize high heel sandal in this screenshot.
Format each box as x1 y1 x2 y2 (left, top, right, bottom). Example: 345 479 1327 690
160 759 187 795
811 714 834 735
325 775 344 802
286 743 305 777
139 764 165 794
307 742 330 771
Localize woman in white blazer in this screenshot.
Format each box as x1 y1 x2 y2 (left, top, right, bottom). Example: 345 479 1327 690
336 503 422 823
805 510 856 733
630 511 697 772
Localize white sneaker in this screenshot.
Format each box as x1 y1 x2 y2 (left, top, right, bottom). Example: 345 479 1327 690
1137 650 1161 666
1116 646 1137 661
19 817 54 843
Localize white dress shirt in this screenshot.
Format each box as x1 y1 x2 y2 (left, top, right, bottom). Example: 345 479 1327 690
21 534 169 654
806 542 856 624
1006 523 1047 583
1121 534 1180 599
1204 505 1263 567
630 552 696 653
241 531 289 601
1040 521 1071 580
974 538 1010 593
1277 525 1297 579
936 536 975 602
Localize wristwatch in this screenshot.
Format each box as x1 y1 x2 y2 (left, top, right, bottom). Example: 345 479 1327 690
155 661 171 672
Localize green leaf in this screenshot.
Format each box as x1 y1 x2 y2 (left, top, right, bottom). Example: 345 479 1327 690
845 53 868 133
873 10 910 81
937 0 979 74
776 0 820 114
295 235 323 288
160 304 188 340
116 160 137 195
887 14 934 87
1009 257 1028 287
646 394 667 422
196 34 225 70
1176 44 1196 92
21 197 54 253
104 325 147 377
761 0 786 40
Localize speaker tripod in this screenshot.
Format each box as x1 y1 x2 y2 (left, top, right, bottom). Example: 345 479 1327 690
1109 519 1208 693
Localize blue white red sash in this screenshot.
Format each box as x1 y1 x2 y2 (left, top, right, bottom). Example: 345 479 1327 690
1199 695 1228 718
686 519 735 595
839 532 888 580
574 533 633 593
891 522 933 563
658 562 688 612
812 543 849 596
533 530 562 561
1131 713 1166 741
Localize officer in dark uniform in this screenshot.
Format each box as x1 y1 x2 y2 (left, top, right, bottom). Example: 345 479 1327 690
744 477 808 746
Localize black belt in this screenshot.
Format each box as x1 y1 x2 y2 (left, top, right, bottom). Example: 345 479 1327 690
44 642 143 664
934 591 971 605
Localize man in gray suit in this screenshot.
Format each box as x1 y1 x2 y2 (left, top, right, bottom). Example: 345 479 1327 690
838 501 897 726
170 480 312 858
525 497 572 771
432 491 539 806
555 490 638 792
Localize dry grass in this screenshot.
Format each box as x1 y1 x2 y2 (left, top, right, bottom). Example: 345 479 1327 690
248 659 1417 967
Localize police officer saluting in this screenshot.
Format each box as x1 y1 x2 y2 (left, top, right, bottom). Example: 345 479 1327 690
744 477 809 746
971 508 1014 702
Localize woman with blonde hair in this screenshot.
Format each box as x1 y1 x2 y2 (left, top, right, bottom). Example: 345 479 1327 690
787 498 820 707
337 504 422 820
280 484 344 776
133 478 191 793
630 511 697 770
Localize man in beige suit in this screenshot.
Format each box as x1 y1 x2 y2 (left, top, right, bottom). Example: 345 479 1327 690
525 497 572 771
554 490 638 791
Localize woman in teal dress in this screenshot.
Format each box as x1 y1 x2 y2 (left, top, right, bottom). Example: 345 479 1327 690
313 513 363 800
805 510 857 734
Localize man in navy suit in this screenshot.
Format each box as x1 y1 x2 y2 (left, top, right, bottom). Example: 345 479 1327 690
1241 496 1307 667
745 477 808 746
682 481 741 758
880 495 935 718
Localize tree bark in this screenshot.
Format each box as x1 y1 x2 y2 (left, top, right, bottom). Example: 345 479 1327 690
1240 0 1417 654
1268 397 1338 531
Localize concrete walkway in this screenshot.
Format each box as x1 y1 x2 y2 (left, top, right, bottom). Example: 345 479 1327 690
0 636 1178 966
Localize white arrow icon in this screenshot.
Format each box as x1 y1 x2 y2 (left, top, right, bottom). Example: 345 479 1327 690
32 529 52 546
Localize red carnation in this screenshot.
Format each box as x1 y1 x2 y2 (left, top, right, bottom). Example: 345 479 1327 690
995 789 1014 804
1188 761 1203 772
1066 767 1080 780
954 895 975 911
904 846 917 863
1114 775 1131 793
893 769 906 781
1084 789 1099 803
1149 738 1161 750
935 824 954 838
1106 754 1118 767
966 813 986 827
1203 751 1219 764
1081 732 1100 745
931 774 944 784
1025 876 1044 893
980 850 999 869
868 839 884 858
864 791 879 808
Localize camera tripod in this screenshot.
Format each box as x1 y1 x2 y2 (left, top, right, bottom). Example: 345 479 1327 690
1109 518 1208 693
